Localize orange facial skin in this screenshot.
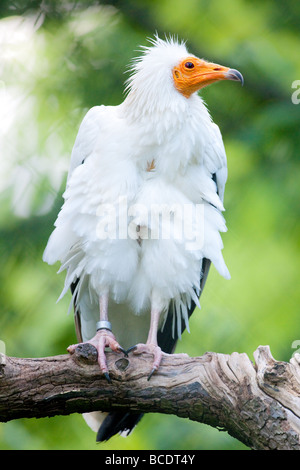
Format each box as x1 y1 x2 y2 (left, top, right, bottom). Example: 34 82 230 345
173 56 243 98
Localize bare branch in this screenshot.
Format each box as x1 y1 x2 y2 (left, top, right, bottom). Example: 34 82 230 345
0 344 299 450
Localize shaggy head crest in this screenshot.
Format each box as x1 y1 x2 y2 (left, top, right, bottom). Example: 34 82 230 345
124 36 192 113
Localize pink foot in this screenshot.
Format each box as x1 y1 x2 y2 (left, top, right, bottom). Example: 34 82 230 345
67 329 126 382
127 343 163 380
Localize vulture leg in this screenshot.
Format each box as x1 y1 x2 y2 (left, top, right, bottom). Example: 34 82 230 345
67 292 126 382
127 305 163 380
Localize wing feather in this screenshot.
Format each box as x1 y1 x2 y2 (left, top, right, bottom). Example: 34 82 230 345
68 106 103 180
210 123 228 203
157 123 228 351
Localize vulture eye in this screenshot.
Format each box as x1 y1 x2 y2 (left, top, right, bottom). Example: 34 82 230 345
184 61 195 69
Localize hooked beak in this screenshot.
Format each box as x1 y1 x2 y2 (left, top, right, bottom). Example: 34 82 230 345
194 60 244 89
224 68 244 86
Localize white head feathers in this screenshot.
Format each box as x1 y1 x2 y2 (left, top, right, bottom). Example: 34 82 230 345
124 36 194 116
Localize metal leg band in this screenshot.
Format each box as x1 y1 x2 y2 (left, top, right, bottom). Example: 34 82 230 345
96 320 112 331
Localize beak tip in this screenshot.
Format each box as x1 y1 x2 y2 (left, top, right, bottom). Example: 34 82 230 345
226 68 244 86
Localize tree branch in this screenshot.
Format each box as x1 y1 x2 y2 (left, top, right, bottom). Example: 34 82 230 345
0 344 299 450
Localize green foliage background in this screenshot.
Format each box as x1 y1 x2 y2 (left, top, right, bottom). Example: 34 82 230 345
0 0 299 450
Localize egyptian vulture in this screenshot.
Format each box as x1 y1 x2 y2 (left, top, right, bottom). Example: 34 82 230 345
43 36 243 441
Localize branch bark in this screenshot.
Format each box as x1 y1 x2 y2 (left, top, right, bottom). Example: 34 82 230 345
0 345 299 450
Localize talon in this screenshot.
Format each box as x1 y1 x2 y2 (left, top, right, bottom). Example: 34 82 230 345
117 346 128 357
125 345 137 355
104 372 111 383
147 367 157 381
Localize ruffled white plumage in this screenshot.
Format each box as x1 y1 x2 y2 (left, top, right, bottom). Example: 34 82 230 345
43 36 230 434
44 101 229 318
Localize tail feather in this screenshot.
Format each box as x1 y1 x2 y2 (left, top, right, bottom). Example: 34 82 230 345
96 411 143 442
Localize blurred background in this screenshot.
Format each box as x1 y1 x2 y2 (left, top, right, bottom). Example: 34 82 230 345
0 0 299 450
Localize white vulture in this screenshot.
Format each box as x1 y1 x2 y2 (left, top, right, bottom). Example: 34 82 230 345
43 36 243 441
